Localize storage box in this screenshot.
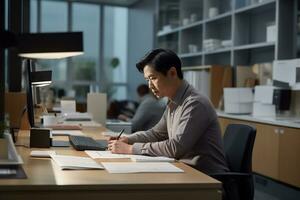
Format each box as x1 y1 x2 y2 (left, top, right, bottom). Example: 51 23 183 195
266 23 276 42
224 88 254 114
254 85 274 104
252 102 276 117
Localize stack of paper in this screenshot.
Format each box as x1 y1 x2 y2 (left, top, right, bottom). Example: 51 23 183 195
51 155 104 170
85 151 175 162
101 162 183 174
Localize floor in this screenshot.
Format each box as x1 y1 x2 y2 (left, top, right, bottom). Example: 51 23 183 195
254 174 300 200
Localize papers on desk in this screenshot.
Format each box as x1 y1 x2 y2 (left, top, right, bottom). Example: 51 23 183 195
63 112 93 121
101 162 183 173
131 156 174 162
52 130 84 136
51 155 104 170
85 151 175 162
61 120 102 128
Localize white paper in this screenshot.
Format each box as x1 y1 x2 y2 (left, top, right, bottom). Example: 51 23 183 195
63 112 93 121
130 155 175 162
85 151 174 162
101 162 183 173
61 100 76 114
85 151 131 159
51 155 104 170
30 150 56 158
52 130 84 136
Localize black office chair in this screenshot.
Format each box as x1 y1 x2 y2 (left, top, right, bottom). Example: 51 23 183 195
210 124 256 200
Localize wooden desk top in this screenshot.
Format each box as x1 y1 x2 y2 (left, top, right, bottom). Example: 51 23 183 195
0 127 221 200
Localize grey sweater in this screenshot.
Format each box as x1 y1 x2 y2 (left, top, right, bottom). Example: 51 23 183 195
127 80 228 174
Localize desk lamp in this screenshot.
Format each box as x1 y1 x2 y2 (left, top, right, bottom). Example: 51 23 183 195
17 32 84 127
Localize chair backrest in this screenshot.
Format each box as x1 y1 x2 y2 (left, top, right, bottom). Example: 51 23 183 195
223 124 256 173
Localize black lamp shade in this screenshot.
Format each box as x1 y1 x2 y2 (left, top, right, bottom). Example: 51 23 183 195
31 70 52 86
18 32 83 59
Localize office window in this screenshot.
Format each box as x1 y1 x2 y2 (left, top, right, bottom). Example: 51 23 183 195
30 0 37 33
41 0 67 32
30 0 129 102
34 0 68 85
72 3 99 82
103 6 128 100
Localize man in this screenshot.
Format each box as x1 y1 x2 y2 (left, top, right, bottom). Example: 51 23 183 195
108 48 228 174
118 84 166 132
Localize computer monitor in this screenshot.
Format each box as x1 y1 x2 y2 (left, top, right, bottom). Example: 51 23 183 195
25 59 52 127
25 59 35 127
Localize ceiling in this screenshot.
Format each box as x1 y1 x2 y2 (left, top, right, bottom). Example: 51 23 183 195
63 0 141 7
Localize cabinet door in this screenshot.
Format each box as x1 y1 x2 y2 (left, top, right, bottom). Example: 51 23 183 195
252 123 279 179
279 127 300 187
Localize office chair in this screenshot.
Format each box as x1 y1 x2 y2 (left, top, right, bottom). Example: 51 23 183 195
210 124 256 200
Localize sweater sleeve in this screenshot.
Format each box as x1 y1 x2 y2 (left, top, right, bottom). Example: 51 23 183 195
130 98 212 158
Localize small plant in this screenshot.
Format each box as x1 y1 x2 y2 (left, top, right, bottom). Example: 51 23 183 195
0 121 7 138
0 115 9 138
110 57 120 69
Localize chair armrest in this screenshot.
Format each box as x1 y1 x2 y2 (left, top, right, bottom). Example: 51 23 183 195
209 172 252 182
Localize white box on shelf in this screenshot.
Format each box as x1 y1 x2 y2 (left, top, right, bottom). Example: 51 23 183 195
266 23 276 42
224 102 253 114
252 102 276 117
254 85 275 104
224 88 254 114
273 59 300 90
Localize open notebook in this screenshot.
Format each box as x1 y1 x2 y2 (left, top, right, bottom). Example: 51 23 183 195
51 155 104 170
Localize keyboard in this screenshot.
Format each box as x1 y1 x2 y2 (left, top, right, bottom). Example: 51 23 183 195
69 135 108 151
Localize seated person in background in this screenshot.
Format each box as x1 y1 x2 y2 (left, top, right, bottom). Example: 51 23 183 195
108 48 228 174
118 84 166 132
107 100 138 119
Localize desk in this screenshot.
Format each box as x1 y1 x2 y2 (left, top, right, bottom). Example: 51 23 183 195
0 127 221 200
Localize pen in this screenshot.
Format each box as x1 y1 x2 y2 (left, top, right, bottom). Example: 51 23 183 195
116 129 125 140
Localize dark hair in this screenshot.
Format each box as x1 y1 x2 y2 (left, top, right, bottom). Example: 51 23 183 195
136 48 183 79
137 84 149 96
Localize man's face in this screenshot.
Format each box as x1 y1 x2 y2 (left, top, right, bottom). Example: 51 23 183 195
143 65 173 98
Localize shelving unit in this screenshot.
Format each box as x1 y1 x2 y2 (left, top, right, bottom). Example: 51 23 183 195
156 0 295 67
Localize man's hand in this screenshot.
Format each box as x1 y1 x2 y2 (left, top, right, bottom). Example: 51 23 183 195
108 136 128 143
108 140 133 154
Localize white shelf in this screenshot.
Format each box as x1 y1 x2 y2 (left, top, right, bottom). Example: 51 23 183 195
235 0 276 14
157 27 180 37
204 48 232 55
179 20 203 31
203 12 232 23
234 42 275 50
179 52 203 58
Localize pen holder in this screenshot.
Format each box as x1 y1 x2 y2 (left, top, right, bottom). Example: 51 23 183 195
30 128 52 148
